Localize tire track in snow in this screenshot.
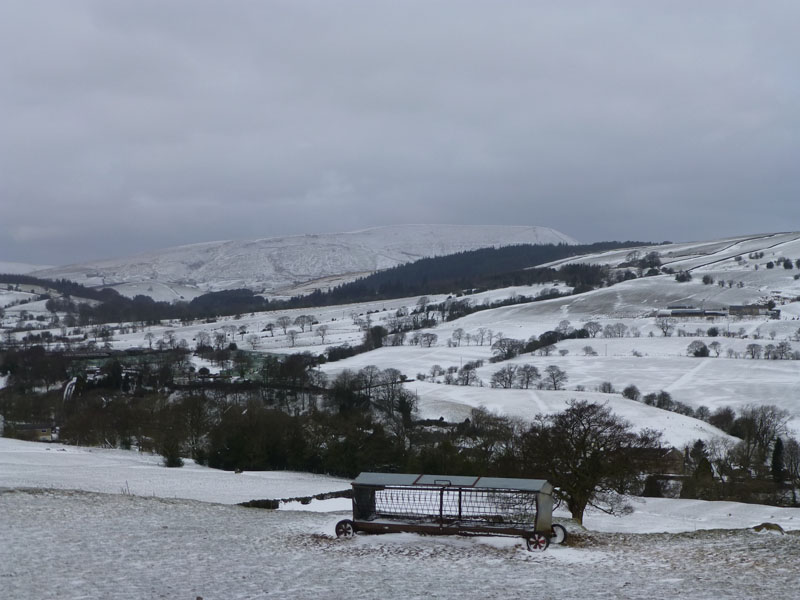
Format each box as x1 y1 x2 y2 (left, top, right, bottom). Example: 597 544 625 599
663 357 714 395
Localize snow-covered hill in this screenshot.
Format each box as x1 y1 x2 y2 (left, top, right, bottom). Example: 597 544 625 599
0 261 50 275
30 224 577 297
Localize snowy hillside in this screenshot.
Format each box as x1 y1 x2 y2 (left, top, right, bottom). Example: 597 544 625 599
546 231 800 290
30 224 577 296
0 261 50 275
0 437 349 504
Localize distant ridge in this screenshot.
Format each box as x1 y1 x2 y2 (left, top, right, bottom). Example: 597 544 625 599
31 225 577 295
0 261 51 275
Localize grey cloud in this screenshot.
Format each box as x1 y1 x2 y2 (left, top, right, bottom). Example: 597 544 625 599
2 0 800 264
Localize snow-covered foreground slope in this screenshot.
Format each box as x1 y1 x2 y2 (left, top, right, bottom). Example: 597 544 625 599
31 224 577 294
2 488 799 600
0 437 349 504
4 437 800 599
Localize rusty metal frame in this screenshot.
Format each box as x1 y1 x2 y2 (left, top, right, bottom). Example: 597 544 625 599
347 472 554 541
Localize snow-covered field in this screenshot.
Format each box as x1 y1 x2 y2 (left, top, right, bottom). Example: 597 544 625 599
407 382 734 448
2 437 800 600
0 437 349 504
2 489 799 600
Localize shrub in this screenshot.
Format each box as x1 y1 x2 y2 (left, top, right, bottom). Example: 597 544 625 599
622 384 641 401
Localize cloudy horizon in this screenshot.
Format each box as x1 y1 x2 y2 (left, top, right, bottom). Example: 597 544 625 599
2 1 799 266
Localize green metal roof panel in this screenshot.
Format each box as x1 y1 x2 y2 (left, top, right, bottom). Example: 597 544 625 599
475 477 552 493
414 474 480 487
352 472 420 487
352 472 551 493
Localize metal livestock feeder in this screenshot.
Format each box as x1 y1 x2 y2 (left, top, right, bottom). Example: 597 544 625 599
335 473 565 551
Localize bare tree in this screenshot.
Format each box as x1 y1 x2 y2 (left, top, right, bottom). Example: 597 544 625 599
213 331 227 350
276 316 292 335
583 321 602 338
457 364 480 386
737 404 791 465
538 344 555 357
162 330 177 349
316 324 329 344
544 365 568 390
521 400 662 524
359 365 382 401
246 334 260 350
785 438 800 504
429 364 444 379
375 367 405 415
515 364 540 389
491 337 525 361
745 343 763 359
451 328 465 347
603 323 628 338
294 315 313 332
490 365 517 388
556 320 573 337
776 341 792 359
656 316 677 337
195 330 211 349
420 332 438 347
286 329 299 347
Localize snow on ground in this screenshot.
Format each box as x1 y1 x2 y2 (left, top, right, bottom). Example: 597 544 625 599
408 382 734 448
4 437 800 598
582 496 800 534
0 289 37 308
4 436 799 535
319 326 800 439
0 437 349 504
0 260 49 274
32 224 577 294
543 231 800 276
2 488 800 600
107 281 206 302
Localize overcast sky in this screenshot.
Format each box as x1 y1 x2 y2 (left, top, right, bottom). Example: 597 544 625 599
2 1 799 265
